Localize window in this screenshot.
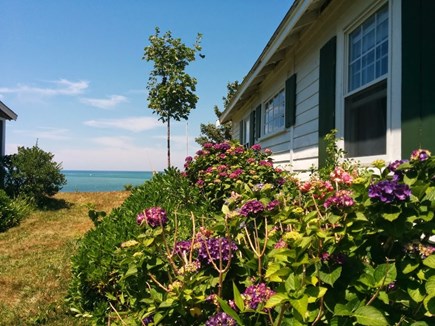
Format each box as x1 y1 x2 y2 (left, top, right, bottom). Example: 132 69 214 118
345 5 388 157
239 116 250 147
264 89 285 135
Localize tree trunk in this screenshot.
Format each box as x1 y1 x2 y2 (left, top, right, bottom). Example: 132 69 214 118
167 118 171 168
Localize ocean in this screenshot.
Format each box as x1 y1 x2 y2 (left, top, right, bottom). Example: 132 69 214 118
61 170 154 192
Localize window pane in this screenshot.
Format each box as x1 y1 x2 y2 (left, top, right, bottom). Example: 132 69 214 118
348 5 388 91
345 80 387 157
263 89 285 135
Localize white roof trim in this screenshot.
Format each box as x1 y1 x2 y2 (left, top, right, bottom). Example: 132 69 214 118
0 101 18 120
221 0 314 122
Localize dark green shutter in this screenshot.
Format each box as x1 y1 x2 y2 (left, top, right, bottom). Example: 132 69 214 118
239 120 244 144
249 111 255 146
402 0 435 157
255 105 262 139
285 74 297 128
318 36 337 167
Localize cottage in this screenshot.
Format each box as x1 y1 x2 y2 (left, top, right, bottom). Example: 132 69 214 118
220 0 435 174
0 101 17 157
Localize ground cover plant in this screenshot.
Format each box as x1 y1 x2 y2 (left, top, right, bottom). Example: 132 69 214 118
0 191 129 326
68 141 435 325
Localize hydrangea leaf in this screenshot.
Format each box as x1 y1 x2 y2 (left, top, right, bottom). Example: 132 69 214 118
424 275 435 294
381 207 401 222
264 292 289 309
319 266 342 286
333 303 352 316
407 282 426 303
353 306 388 325
423 255 435 269
374 263 397 287
289 295 308 319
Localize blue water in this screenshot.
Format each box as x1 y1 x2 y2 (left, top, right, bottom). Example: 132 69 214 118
61 170 154 192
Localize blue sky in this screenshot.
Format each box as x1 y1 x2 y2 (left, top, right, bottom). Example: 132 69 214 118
0 1 291 171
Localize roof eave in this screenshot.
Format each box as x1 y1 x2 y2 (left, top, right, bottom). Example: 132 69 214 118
0 101 18 121
220 0 316 123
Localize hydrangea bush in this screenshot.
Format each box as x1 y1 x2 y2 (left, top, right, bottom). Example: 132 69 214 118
183 141 286 210
68 143 435 325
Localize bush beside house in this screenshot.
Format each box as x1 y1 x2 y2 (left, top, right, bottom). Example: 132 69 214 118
67 141 435 325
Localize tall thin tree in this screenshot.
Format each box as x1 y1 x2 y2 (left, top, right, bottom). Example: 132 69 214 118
143 27 203 167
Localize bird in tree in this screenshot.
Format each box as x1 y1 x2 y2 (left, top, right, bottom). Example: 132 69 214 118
143 27 203 168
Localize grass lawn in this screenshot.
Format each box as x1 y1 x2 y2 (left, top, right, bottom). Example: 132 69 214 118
0 191 130 326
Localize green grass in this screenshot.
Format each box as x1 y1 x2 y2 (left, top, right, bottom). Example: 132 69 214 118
0 191 130 326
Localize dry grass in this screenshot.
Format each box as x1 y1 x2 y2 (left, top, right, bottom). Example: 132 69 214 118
0 191 130 326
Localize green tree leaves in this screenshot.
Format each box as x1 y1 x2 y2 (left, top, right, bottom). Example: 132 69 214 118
143 27 203 167
1 144 66 205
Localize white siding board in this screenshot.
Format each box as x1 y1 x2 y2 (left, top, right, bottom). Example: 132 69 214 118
293 130 317 150
297 105 318 125
294 119 318 138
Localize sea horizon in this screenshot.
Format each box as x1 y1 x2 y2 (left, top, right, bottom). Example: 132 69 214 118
61 170 154 192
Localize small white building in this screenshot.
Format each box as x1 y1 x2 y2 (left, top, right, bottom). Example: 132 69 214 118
0 101 18 157
220 0 435 173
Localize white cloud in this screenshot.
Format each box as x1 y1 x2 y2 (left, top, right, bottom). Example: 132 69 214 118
0 79 89 97
83 116 162 132
14 127 71 140
92 136 135 148
80 95 128 109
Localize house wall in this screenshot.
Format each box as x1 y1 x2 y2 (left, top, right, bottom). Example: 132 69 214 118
233 0 403 173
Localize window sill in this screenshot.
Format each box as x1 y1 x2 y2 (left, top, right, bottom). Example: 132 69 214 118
259 129 287 142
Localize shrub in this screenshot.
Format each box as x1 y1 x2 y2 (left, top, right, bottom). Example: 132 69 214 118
1 145 66 205
0 190 30 232
183 141 286 210
67 168 209 323
68 143 435 325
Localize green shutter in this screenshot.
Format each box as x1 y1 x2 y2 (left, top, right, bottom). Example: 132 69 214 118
249 111 255 146
318 36 337 167
255 105 262 139
402 0 435 157
285 74 297 128
239 120 244 144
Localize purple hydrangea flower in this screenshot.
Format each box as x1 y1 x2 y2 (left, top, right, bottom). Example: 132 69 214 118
411 149 431 162
142 315 153 325
205 312 236 326
239 200 265 217
324 190 354 209
173 240 193 255
139 207 168 228
266 199 280 211
213 142 231 151
203 142 214 149
368 180 411 204
198 237 238 264
242 283 275 310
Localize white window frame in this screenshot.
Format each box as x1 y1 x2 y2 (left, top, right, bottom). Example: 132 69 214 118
240 115 250 147
263 89 285 136
335 0 401 164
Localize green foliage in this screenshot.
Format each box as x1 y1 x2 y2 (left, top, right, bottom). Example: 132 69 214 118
68 146 435 325
1 145 66 205
67 168 209 324
0 189 30 232
143 27 203 167
195 81 239 146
